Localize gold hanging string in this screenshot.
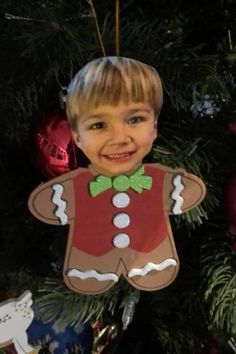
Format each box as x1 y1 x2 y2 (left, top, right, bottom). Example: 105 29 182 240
115 0 120 56
86 0 106 56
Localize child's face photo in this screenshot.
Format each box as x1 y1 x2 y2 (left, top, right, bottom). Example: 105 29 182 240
72 101 157 176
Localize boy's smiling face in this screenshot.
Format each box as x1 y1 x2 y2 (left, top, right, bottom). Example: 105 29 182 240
72 101 157 177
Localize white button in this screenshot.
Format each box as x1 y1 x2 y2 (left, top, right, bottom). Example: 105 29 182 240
113 233 130 248
112 192 130 208
113 213 130 228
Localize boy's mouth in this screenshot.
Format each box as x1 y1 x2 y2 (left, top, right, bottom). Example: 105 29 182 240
103 151 135 161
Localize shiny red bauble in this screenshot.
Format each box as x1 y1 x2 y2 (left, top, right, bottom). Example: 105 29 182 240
33 109 77 180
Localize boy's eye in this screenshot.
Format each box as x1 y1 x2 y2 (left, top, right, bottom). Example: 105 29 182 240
89 122 106 130
128 116 144 124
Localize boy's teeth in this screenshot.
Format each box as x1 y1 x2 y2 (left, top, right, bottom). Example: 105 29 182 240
106 153 131 159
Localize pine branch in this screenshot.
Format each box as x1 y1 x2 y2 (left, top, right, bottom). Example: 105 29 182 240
37 277 131 326
151 136 217 227
120 16 231 111
201 234 236 337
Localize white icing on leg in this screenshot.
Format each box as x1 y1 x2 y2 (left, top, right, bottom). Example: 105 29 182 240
171 174 184 214
52 184 68 225
67 269 119 282
128 258 177 278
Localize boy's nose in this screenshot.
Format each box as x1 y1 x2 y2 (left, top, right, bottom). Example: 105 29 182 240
109 125 132 144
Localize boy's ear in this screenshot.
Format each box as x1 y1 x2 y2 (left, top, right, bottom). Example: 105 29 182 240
153 129 158 142
71 130 82 148
151 126 158 144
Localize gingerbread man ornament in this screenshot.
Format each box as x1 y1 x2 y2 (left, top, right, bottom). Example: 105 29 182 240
28 56 206 295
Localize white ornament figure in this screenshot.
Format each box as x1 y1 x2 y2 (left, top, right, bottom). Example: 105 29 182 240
0 291 37 354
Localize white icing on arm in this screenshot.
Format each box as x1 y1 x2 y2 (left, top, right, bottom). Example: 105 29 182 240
171 174 184 214
52 184 68 225
67 269 119 282
128 258 177 278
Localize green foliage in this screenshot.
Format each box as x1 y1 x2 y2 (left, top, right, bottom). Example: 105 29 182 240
120 16 231 111
152 135 217 227
201 234 236 337
37 277 131 325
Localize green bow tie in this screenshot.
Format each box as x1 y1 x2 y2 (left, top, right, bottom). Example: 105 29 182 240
89 165 152 197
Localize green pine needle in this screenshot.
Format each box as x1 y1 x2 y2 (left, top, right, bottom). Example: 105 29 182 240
37 277 131 326
201 238 236 336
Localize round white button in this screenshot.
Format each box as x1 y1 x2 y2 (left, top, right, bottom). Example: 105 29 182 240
112 192 130 208
113 213 130 228
113 233 130 248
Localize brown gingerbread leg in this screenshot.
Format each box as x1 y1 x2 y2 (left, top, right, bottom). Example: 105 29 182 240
122 236 179 291
63 247 124 294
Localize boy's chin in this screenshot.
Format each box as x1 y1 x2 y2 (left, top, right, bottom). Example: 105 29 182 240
91 162 143 177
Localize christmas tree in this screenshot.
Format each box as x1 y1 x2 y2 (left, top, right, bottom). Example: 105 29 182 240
0 1 235 353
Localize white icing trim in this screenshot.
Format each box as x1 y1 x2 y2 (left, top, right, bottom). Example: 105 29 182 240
52 184 68 225
171 174 184 214
67 269 119 282
128 258 177 278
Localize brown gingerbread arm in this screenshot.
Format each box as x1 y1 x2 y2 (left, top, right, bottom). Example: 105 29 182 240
28 171 77 225
163 169 206 214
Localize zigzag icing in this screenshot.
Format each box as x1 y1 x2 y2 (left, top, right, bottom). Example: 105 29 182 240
128 258 177 278
171 174 184 214
52 184 68 225
67 269 119 282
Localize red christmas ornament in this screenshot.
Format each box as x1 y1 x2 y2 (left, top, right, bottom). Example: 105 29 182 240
224 171 236 236
34 109 77 180
227 121 236 136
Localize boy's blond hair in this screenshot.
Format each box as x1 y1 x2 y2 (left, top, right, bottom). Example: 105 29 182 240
66 56 163 130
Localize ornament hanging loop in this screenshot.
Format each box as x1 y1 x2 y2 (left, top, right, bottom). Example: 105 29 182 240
115 0 120 56
86 0 120 56
86 0 106 56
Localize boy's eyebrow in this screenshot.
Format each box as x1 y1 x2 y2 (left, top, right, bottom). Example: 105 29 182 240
85 107 153 120
85 113 110 120
125 108 153 115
